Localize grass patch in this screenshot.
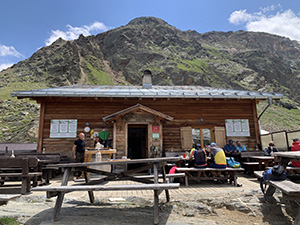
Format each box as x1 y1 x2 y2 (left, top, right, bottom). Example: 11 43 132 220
0 217 19 225
83 60 114 85
176 59 209 72
0 81 47 99
258 101 300 131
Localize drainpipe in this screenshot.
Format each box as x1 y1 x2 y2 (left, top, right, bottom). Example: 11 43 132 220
258 97 272 120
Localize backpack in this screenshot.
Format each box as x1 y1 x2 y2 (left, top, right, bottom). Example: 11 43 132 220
260 165 287 203
226 157 241 168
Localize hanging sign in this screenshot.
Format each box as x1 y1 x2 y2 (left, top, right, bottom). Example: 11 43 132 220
152 126 159 133
50 119 77 138
152 133 160 139
225 119 250 137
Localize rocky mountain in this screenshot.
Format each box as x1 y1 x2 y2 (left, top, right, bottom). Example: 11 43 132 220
1 17 300 142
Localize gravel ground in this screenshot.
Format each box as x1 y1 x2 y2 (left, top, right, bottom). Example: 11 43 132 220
0 177 298 225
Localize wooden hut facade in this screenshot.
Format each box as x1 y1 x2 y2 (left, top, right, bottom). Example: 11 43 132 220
12 71 283 159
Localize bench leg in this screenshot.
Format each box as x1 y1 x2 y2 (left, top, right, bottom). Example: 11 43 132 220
53 168 70 221
185 172 189 187
53 192 65 221
154 190 159 225
161 166 170 202
21 177 30 194
233 172 237 186
265 185 276 197
84 172 95 204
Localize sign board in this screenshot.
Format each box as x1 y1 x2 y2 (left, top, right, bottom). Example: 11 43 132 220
50 119 77 138
152 133 160 139
152 126 159 133
225 119 250 137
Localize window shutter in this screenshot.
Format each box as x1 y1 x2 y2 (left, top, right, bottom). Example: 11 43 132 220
214 126 226 148
180 127 193 150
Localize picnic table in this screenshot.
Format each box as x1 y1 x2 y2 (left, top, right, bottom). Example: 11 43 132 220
255 152 300 224
32 157 181 224
248 155 274 170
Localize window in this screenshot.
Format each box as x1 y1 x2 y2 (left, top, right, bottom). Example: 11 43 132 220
192 128 214 148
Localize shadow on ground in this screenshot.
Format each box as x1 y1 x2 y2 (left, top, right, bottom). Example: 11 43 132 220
260 196 294 225
25 200 173 225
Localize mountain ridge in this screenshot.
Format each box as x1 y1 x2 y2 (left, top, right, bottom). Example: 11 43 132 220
1 16 300 142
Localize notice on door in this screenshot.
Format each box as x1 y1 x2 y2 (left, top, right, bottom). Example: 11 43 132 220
50 119 77 138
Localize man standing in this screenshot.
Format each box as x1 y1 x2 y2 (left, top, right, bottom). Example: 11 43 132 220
72 133 86 179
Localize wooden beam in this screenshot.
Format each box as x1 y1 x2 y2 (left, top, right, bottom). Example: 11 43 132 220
252 100 261 149
37 100 45 153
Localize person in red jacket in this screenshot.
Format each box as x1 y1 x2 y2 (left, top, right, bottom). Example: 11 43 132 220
291 138 300 167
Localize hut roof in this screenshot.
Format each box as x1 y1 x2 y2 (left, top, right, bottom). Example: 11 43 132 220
11 85 283 100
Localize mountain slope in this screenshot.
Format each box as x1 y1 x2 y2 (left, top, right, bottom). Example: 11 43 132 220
1 17 300 142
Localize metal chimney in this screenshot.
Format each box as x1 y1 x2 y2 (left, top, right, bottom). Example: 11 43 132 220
142 70 152 89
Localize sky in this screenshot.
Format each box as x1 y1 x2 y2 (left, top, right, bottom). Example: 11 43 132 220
1 0 300 72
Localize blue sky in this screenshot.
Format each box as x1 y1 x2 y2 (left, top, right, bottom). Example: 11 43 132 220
1 0 300 71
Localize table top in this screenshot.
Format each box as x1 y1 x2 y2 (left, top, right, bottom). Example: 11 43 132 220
248 156 274 160
274 151 300 160
85 149 116 154
47 157 181 168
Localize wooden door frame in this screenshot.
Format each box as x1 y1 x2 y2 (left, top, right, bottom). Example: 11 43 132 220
125 122 150 158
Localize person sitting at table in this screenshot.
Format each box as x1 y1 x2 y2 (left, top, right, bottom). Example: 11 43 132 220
264 141 278 156
236 141 247 153
289 138 300 169
224 139 238 156
188 144 201 167
207 142 227 183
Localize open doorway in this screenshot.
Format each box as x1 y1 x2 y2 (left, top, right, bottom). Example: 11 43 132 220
128 125 147 170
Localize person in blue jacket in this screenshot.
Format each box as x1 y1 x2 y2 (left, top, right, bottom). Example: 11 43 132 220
236 140 247 153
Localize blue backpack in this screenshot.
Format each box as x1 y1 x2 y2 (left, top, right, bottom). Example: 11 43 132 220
226 157 241 168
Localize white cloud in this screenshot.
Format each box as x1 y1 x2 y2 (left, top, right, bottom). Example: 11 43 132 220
229 7 300 41
0 45 23 58
45 21 111 46
228 9 253 25
0 63 13 72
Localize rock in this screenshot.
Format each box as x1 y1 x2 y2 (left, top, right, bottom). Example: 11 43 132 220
20 111 29 116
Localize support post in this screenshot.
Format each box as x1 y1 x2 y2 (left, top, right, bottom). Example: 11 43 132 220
53 168 70 221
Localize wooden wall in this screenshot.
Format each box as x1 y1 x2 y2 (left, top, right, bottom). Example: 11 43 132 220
36 97 259 157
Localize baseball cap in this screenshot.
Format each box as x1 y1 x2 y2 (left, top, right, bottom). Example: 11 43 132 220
210 142 217 147
293 138 299 142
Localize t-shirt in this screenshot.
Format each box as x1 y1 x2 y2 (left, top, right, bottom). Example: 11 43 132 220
210 147 226 165
74 139 86 153
236 145 247 153
224 144 237 153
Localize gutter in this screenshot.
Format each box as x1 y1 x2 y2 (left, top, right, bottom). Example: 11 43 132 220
258 97 273 120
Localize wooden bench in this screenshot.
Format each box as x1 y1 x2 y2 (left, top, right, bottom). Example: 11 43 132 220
0 194 21 205
0 157 42 194
74 173 186 184
14 154 61 184
176 167 244 186
255 170 300 224
32 183 180 224
240 151 265 174
254 171 300 197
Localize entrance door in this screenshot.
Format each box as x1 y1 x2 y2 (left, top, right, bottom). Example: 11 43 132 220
128 125 148 161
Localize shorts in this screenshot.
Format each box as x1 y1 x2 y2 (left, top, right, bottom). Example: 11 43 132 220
209 163 226 169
